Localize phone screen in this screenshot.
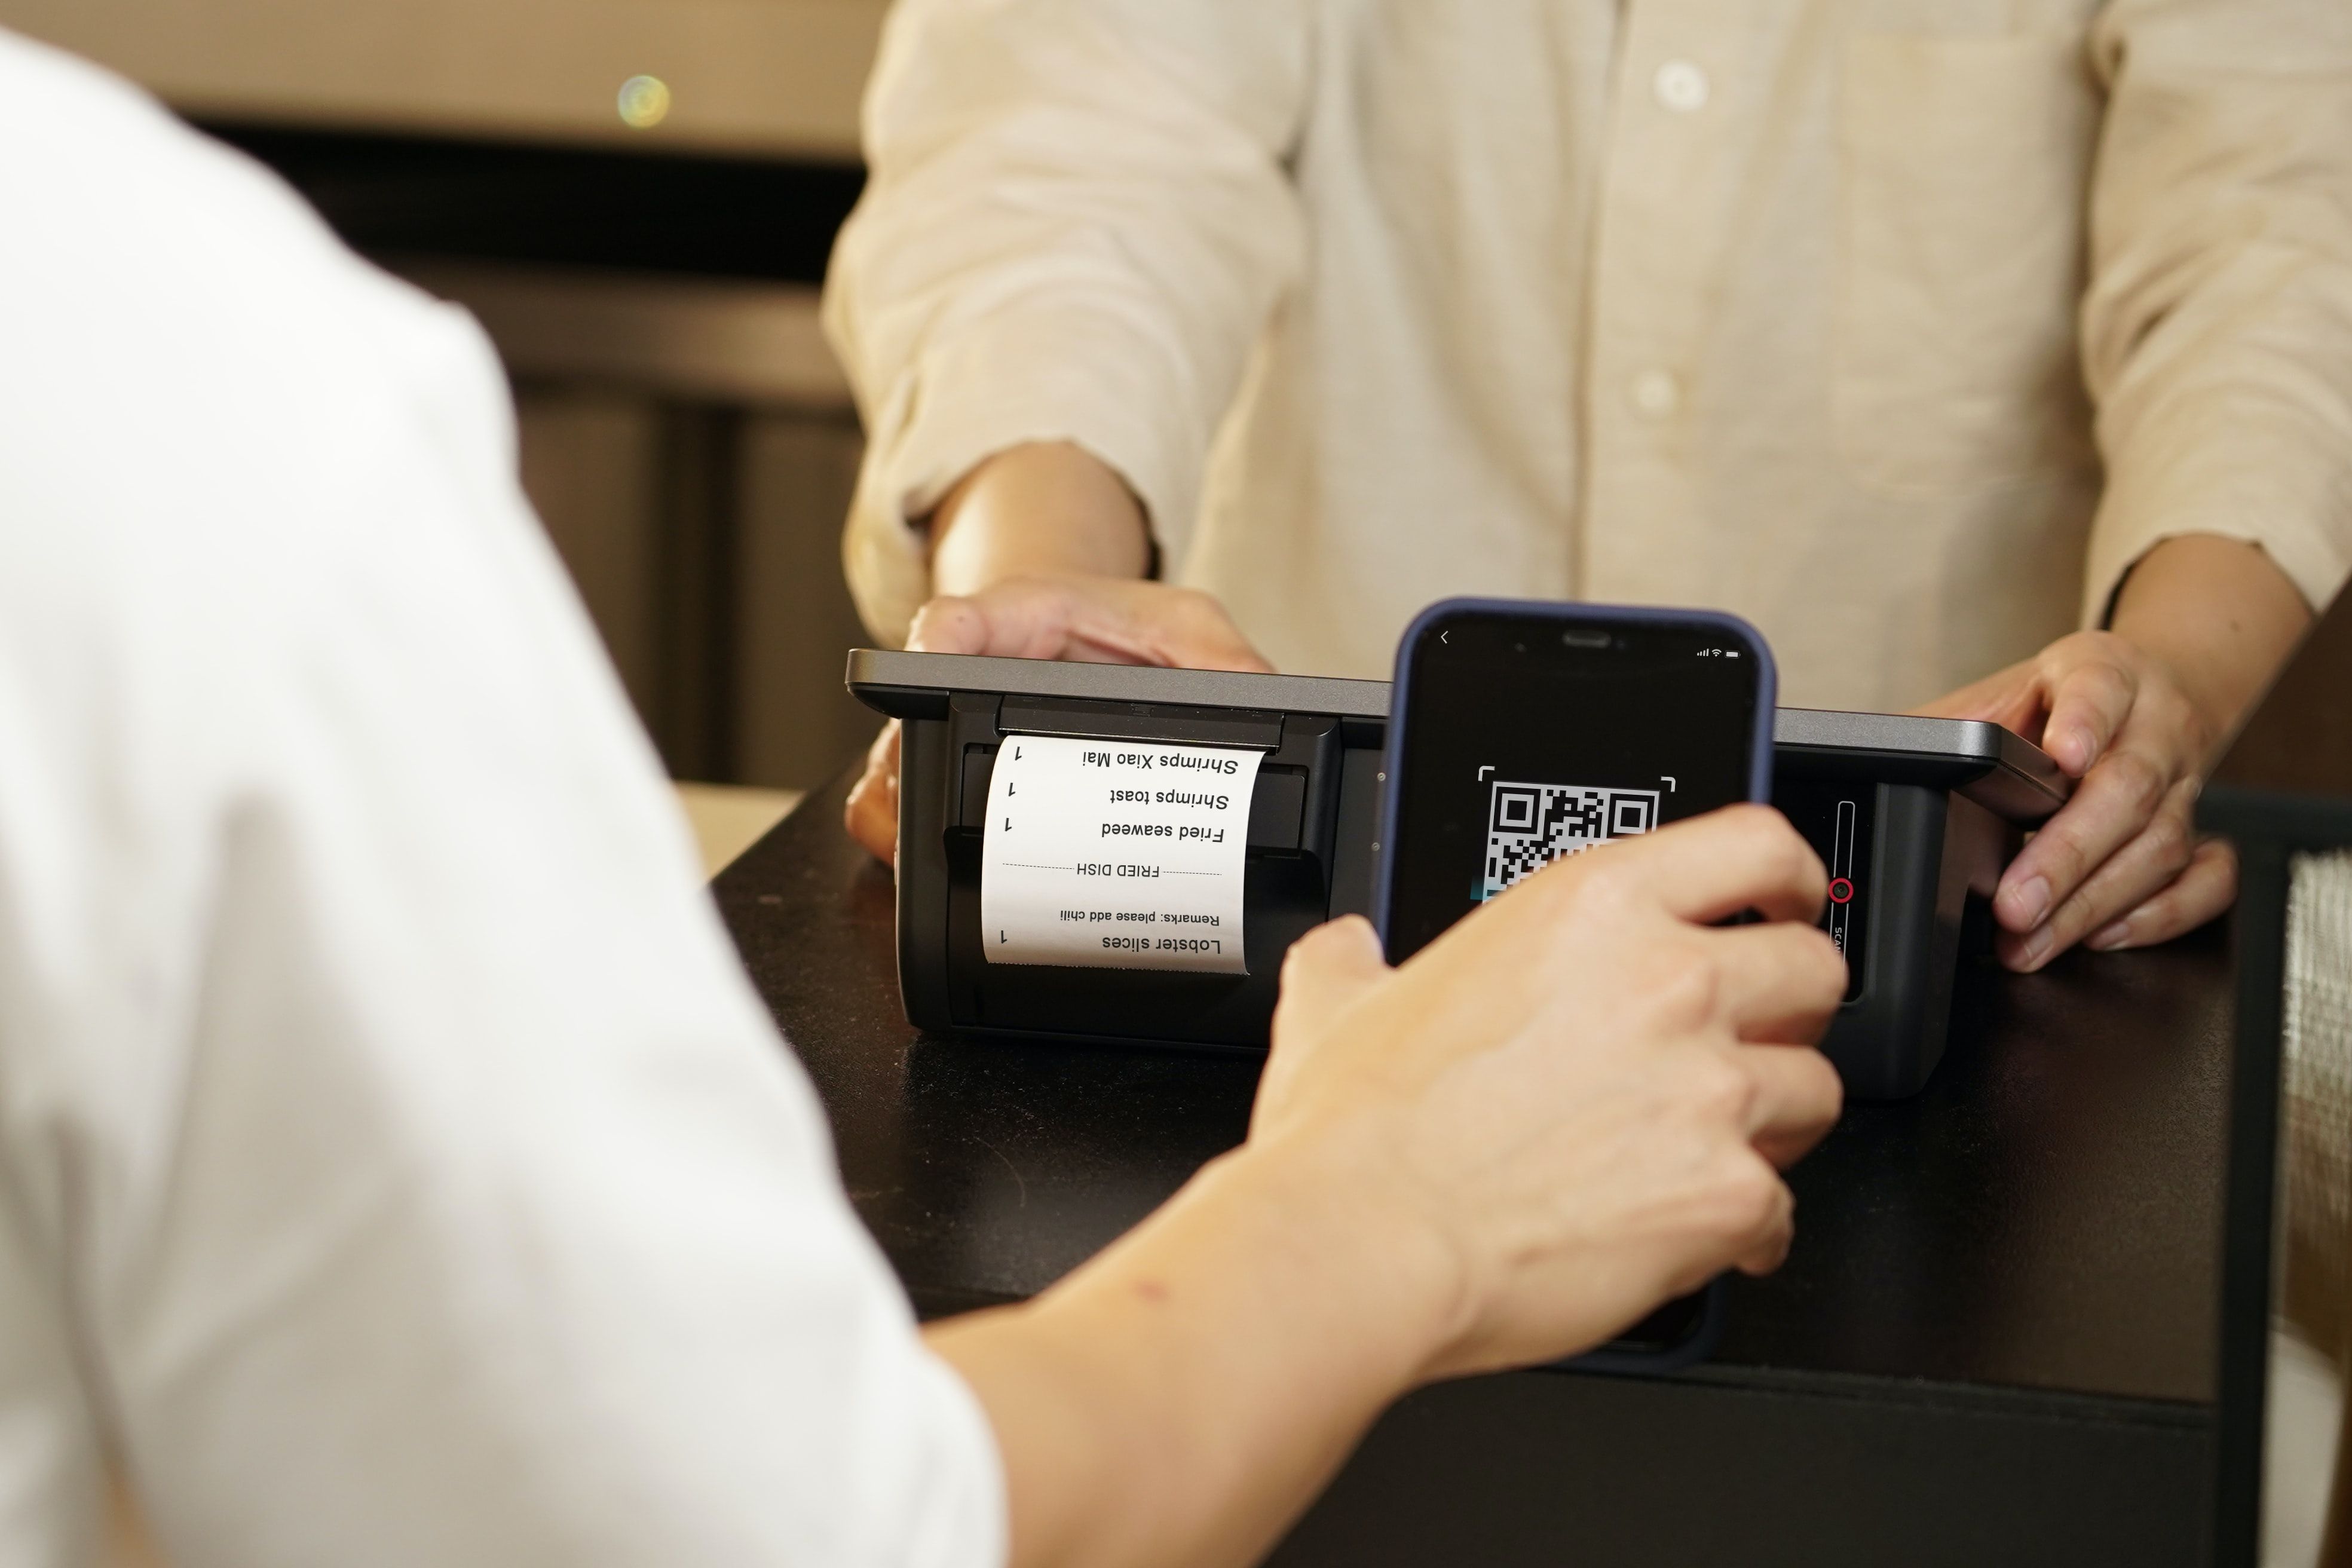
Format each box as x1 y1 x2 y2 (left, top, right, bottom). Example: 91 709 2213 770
1381 603 1770 966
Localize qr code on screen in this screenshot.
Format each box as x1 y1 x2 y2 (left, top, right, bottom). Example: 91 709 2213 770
1480 781 1662 900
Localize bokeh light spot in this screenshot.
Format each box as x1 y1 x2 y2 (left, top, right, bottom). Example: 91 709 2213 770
617 75 672 130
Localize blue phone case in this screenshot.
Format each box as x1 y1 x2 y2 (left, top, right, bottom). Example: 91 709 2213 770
1374 598 1779 1375
1375 597 1778 939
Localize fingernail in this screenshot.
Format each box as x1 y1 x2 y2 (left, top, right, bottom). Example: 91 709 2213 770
2001 876 2051 930
2086 920 2132 951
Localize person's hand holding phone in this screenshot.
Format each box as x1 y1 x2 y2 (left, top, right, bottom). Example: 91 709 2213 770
1250 805 1846 1376
932 807 1842 1568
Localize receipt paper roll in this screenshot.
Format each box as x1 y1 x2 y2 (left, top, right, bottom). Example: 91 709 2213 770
980 734 1261 973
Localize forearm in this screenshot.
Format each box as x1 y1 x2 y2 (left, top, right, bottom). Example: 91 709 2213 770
2108 533 2310 754
846 441 1265 860
927 442 1153 596
925 1138 1457 1568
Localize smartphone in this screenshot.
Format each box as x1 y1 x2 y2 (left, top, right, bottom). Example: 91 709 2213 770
1374 598 1778 1370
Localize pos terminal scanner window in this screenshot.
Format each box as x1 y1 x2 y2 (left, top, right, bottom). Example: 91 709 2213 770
851 648 2067 1100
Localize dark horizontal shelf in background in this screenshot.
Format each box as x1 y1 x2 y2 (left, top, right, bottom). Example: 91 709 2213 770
198 120 864 283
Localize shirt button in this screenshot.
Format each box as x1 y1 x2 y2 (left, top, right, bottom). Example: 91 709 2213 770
1653 59 1711 113
1631 369 1682 416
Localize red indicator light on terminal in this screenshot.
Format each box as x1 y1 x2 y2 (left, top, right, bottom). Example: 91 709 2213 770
1828 878 1854 905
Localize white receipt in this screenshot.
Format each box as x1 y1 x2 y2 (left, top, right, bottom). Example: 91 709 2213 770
981 734 1262 973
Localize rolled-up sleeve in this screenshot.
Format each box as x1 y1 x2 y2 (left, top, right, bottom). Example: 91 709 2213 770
822 0 1310 643
2079 0 2352 623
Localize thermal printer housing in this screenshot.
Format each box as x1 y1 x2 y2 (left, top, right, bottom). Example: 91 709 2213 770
850 650 2066 1100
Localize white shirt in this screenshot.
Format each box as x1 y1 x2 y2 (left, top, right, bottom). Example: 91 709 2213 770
0 33 1000 1568
826 0 2352 709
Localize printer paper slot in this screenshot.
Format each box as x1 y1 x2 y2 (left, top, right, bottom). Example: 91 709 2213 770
980 734 1261 973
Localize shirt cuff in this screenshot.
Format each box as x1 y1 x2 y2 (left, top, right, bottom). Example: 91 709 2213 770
842 305 1208 645
2084 399 2352 626
901 1346 1010 1568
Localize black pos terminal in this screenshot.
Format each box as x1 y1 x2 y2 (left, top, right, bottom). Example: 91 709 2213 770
850 648 2066 1100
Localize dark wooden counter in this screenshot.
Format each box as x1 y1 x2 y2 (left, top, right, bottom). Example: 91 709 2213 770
719 773 2228 1566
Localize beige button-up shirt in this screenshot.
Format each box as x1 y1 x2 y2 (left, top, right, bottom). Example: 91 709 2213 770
825 0 2352 709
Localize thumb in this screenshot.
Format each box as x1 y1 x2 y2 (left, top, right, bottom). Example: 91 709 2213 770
1276 916 1390 1028
1259 918 1391 1127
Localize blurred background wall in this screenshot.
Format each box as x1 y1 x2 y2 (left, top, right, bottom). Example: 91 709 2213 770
0 0 891 791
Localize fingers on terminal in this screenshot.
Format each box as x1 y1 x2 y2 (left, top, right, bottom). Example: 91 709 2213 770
2039 783 2201 953
2024 745 2173 906
1166 586 1223 624
905 594 990 655
2045 652 2138 769
2096 743 2171 821
918 579 1098 660
2139 783 2198 877
2091 835 2240 952
1627 803 1826 926
844 720 904 865
2140 837 2240 941
1153 584 1276 673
